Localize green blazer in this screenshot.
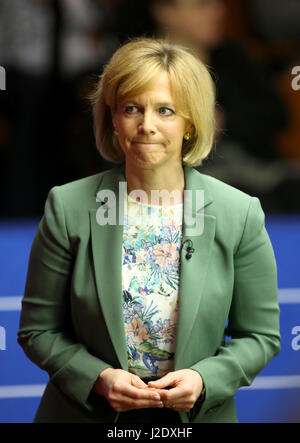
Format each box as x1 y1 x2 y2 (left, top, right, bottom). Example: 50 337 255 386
18 163 281 423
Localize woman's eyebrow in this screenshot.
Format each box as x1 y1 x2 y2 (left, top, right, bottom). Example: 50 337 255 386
123 100 175 108
156 102 176 108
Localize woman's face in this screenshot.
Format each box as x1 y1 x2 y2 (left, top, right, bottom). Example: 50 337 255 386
112 71 192 170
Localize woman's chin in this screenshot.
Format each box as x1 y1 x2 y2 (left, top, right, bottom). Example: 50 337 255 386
128 153 165 168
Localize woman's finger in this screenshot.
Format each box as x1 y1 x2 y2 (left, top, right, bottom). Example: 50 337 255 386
162 400 193 413
153 385 187 404
111 395 164 412
131 376 148 389
112 382 162 401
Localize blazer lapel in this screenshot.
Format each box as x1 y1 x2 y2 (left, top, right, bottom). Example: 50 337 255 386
90 164 129 371
89 163 215 371
174 167 216 369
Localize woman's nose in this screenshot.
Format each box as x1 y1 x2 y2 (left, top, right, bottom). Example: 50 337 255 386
138 111 156 134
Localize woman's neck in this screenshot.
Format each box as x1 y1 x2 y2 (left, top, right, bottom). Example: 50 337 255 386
124 162 185 206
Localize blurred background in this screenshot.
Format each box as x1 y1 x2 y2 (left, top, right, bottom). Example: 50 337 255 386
0 0 299 423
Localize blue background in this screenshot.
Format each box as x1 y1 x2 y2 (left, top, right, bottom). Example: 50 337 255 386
0 215 300 423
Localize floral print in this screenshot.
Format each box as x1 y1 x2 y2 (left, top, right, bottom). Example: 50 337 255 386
122 193 183 378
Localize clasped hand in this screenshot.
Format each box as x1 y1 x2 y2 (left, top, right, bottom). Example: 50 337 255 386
94 368 203 413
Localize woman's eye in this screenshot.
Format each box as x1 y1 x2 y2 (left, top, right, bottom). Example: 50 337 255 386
159 107 174 115
125 105 138 114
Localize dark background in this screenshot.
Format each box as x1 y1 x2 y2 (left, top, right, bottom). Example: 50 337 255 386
0 0 299 217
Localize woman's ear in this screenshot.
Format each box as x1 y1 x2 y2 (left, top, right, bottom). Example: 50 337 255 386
111 107 117 129
111 114 116 130
186 122 195 135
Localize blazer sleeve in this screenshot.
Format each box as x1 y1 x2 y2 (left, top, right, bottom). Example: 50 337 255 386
189 196 281 415
17 186 114 412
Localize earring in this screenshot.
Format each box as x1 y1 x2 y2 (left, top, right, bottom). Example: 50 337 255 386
184 132 191 141
114 128 119 136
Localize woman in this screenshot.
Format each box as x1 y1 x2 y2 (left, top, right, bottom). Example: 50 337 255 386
17 37 281 423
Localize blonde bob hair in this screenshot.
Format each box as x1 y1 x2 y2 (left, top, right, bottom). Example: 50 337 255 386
89 37 216 167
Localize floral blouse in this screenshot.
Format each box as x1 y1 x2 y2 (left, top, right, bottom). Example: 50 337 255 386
121 193 184 379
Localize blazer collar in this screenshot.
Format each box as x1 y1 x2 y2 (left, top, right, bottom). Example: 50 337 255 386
90 163 216 371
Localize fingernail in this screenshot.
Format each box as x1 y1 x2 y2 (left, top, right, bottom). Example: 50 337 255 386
153 394 161 400
156 402 164 407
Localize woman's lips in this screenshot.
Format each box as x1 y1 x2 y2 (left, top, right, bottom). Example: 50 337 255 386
133 142 160 146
